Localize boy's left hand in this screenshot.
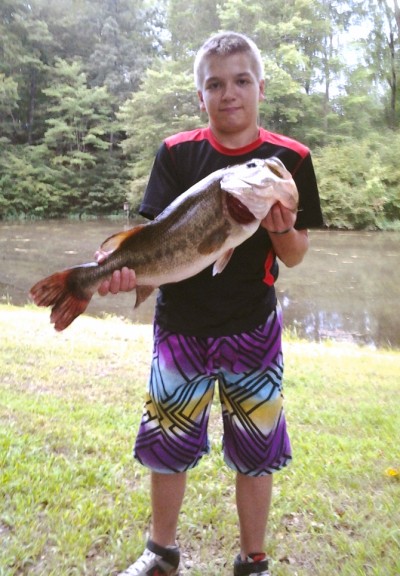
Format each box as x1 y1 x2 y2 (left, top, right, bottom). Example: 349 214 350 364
262 202 296 234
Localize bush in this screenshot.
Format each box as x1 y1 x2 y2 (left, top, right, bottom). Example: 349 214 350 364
314 133 400 229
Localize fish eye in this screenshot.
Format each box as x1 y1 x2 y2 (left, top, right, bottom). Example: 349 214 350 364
246 161 257 168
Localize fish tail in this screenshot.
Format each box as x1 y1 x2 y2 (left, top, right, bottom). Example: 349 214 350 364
29 269 91 331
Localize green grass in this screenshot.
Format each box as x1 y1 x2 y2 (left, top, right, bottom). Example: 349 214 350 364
1 304 399 575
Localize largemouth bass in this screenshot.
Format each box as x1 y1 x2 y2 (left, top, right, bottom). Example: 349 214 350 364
30 157 298 331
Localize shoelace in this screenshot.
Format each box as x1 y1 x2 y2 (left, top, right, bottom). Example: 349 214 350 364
120 549 157 575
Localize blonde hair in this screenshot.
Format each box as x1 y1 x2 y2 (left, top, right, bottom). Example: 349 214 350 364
194 31 264 90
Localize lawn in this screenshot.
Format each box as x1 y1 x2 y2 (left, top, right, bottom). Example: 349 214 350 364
0 304 399 575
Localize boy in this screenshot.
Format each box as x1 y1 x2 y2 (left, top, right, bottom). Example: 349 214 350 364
100 32 323 576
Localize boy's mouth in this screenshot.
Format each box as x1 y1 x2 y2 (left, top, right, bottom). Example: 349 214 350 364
220 106 242 113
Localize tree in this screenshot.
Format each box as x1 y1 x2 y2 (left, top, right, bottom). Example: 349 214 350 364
118 59 201 206
363 0 400 129
0 0 56 144
0 0 399 226
166 0 220 59
0 144 63 218
218 0 367 143
42 59 126 216
85 0 165 101
0 73 19 142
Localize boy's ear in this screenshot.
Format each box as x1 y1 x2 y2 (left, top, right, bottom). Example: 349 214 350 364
259 79 265 101
197 90 206 111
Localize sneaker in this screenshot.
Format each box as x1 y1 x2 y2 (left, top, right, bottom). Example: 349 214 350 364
118 539 180 575
233 552 270 576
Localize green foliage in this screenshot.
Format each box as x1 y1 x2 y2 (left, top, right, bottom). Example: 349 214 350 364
82 0 163 99
167 0 221 58
43 59 116 158
0 73 19 140
314 132 400 229
260 60 307 134
118 60 201 207
0 0 399 225
0 0 155 219
0 144 64 218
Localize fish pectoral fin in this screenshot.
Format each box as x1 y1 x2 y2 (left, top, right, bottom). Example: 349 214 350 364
197 224 230 255
134 285 155 308
100 225 146 255
213 249 234 275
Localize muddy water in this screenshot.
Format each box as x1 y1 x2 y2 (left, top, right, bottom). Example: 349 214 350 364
1 220 399 348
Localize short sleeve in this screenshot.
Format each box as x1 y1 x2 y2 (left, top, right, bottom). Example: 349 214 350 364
139 143 183 220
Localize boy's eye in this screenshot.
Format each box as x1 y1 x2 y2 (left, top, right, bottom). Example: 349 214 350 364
237 77 251 86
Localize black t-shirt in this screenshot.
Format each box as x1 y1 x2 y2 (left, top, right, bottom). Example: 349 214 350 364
140 127 323 336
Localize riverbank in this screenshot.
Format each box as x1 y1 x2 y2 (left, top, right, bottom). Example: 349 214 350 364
3 223 400 347
1 304 399 575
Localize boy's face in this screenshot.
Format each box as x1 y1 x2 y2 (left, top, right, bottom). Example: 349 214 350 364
197 52 265 141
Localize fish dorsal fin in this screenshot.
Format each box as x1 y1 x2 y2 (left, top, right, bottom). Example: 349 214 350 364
100 225 146 254
212 249 234 275
134 285 155 308
198 223 230 255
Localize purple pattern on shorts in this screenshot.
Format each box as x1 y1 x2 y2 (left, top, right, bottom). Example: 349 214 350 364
134 306 292 475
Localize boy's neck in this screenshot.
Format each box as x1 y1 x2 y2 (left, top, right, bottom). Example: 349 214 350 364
209 125 260 150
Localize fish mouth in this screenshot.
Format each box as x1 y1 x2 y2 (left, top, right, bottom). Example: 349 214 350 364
241 159 285 188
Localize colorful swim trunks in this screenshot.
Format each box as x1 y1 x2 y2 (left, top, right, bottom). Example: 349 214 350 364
134 305 292 476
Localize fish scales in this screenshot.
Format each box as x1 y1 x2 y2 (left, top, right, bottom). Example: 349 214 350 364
80 180 233 286
106 183 234 281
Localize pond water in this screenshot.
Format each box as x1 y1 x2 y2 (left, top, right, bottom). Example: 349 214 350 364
1 220 399 348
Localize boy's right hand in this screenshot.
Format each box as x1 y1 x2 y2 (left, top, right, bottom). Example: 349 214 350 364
98 267 137 296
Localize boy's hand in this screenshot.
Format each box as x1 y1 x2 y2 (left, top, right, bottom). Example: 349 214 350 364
98 267 137 296
262 202 308 267
262 202 296 234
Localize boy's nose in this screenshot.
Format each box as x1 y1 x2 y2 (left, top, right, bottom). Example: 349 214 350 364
221 82 236 100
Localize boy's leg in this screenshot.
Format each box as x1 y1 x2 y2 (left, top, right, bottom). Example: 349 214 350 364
117 472 185 575
236 473 273 557
216 308 290 573
151 471 186 546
